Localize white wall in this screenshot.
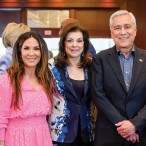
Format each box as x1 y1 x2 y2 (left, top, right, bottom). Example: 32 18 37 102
0 38 115 57
0 38 6 57
43 38 115 56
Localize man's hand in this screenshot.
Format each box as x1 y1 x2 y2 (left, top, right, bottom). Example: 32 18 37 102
126 133 139 143
115 120 136 138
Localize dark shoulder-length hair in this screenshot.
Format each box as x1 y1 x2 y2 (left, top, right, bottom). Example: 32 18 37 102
7 31 54 109
56 24 92 68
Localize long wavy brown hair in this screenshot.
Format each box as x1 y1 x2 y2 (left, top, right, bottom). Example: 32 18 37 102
7 31 54 109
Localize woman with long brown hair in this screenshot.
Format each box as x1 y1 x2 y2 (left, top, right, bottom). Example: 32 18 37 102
0 31 53 146
48 23 95 146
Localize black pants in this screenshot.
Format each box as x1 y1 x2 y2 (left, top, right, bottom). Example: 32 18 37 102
53 135 93 146
54 118 93 146
122 140 143 146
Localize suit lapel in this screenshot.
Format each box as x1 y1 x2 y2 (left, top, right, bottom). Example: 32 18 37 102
128 47 145 97
107 46 127 92
57 65 89 103
56 65 79 102
81 68 89 103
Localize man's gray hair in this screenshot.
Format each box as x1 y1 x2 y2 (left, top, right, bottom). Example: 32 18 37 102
109 10 137 30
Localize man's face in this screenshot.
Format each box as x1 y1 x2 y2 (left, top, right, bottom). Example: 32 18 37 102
111 14 137 51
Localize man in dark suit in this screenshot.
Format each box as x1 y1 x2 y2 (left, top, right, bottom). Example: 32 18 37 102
91 10 146 146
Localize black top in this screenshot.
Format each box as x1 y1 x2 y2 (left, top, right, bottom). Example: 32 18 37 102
70 78 84 102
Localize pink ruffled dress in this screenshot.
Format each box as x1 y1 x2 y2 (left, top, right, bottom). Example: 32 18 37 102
0 73 53 146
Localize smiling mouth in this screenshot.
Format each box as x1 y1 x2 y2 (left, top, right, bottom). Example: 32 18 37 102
27 58 37 61
119 37 129 40
71 49 79 51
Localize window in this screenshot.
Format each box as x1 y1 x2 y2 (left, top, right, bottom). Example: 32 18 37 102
27 10 69 28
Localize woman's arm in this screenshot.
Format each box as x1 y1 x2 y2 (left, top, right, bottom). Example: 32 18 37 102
0 74 12 141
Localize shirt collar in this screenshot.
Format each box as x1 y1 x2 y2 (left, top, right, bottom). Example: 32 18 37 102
116 46 135 56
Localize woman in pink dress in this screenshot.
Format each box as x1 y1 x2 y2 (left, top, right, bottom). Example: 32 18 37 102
0 31 53 146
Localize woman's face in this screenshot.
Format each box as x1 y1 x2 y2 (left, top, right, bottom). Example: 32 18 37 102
21 37 41 69
65 30 84 59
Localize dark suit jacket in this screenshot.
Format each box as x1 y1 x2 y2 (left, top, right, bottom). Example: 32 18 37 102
91 46 146 146
48 58 95 143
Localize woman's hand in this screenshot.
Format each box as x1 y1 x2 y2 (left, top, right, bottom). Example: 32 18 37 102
0 140 4 145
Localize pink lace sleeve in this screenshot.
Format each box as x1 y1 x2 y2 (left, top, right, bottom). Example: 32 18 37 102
0 74 12 140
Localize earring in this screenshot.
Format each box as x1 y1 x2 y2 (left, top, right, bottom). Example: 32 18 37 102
82 51 84 56
63 52 66 57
